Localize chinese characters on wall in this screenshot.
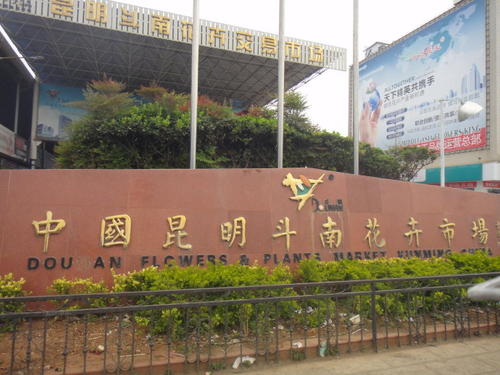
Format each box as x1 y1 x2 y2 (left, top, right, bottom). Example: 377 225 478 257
32 210 495 254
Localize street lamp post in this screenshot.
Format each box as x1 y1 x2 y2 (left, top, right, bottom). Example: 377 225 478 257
439 99 483 187
439 100 446 188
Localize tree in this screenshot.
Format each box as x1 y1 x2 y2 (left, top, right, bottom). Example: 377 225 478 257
68 77 134 120
283 91 318 131
56 79 434 182
248 91 317 130
359 143 400 179
56 103 185 168
386 146 438 181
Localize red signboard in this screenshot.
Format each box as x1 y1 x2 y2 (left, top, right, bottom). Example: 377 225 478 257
416 128 487 153
0 168 499 295
446 181 478 189
484 181 500 188
428 181 477 189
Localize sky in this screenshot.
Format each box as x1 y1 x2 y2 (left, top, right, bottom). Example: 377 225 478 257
119 0 455 135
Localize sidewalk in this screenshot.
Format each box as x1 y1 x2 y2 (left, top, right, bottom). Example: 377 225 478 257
237 335 500 375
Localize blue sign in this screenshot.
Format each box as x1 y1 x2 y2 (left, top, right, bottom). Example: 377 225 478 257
358 0 486 153
37 83 86 141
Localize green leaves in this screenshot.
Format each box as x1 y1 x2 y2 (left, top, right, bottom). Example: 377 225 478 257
47 277 109 309
4 252 500 338
68 77 134 120
296 252 495 283
0 274 27 318
386 146 438 181
56 80 434 181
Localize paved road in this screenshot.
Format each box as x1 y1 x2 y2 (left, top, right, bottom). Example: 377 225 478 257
234 335 500 375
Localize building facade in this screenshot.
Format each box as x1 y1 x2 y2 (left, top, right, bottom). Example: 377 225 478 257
0 0 346 169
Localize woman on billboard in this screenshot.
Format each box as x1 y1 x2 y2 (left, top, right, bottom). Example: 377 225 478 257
359 81 382 146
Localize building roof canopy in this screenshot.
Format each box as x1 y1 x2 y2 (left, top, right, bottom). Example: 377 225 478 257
0 1 346 106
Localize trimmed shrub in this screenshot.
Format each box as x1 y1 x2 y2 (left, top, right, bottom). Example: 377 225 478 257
48 277 109 309
0 273 27 314
41 252 500 338
0 273 27 332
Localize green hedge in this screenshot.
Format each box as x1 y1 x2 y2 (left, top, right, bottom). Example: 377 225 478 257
294 253 500 319
2 253 500 336
0 273 27 314
3 252 500 307
111 264 296 336
295 252 500 283
0 273 28 332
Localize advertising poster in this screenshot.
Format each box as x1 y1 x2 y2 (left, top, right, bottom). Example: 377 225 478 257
37 83 86 141
358 0 486 153
0 124 15 157
0 125 28 161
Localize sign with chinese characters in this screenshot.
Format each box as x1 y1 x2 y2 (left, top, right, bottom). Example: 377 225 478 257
357 0 486 152
0 168 499 295
0 0 346 70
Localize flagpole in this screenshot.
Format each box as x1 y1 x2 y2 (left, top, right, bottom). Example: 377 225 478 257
353 0 360 175
190 0 200 169
277 0 285 168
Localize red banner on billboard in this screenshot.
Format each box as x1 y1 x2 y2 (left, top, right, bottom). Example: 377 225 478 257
484 181 500 189
415 128 486 153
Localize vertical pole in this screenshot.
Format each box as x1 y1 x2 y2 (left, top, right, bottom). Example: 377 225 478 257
277 0 285 168
190 0 200 170
370 282 378 352
14 83 20 134
41 141 46 169
30 80 39 169
352 0 360 175
440 100 445 187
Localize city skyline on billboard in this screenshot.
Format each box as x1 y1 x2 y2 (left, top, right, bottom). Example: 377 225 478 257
37 83 86 141
358 0 486 153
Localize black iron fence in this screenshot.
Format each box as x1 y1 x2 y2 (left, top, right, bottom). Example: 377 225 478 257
1 273 499 375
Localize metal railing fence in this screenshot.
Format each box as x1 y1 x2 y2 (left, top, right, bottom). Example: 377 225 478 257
1 272 499 374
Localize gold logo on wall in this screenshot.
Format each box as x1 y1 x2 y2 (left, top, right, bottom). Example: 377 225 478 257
282 173 324 211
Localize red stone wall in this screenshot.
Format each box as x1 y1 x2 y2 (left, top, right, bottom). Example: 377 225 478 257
0 168 499 295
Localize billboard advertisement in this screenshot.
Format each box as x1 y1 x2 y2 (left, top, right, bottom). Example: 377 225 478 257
0 124 28 162
37 83 86 141
0 124 15 157
358 0 486 153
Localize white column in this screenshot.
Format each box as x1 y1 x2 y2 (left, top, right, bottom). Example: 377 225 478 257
352 0 360 175
440 100 445 187
190 0 200 169
30 80 39 169
14 83 20 134
277 0 285 168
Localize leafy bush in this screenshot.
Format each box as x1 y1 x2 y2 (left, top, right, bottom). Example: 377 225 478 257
0 274 27 332
0 273 27 314
295 253 500 319
28 253 500 338
56 79 435 180
447 251 500 274
112 263 297 336
48 277 109 309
